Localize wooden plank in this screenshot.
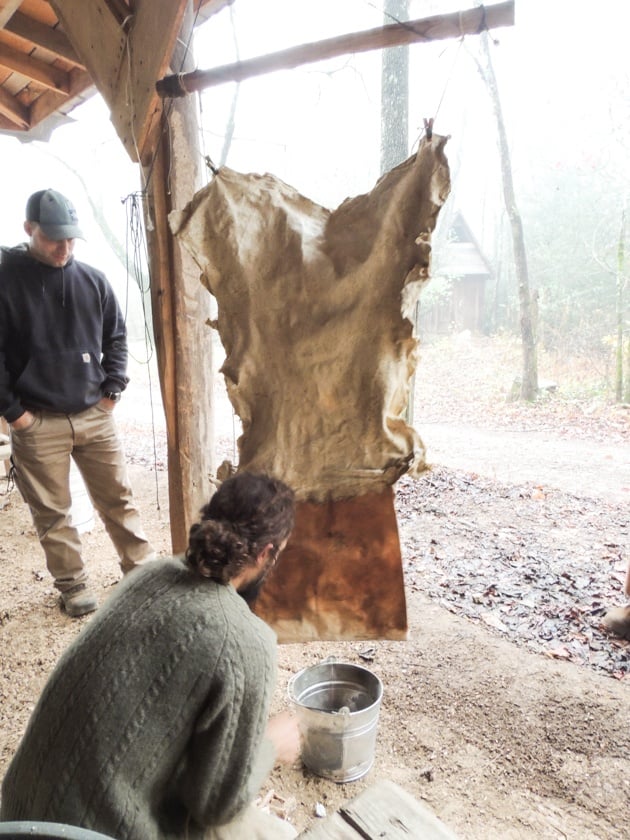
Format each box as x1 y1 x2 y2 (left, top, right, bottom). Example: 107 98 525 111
0 0 21 28
28 67 94 125
0 82 28 126
49 0 126 101
298 812 361 839
110 0 188 161
47 0 220 159
104 0 131 21
195 0 234 25
0 67 93 138
341 780 459 839
5 11 84 66
50 0 184 159
0 112 23 130
199 0 233 14
297 780 460 839
0 42 70 92
157 0 514 97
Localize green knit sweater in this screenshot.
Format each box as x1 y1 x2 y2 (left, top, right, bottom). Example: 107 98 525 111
0 557 278 839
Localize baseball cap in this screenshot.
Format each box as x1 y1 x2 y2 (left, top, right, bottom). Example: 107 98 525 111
25 189 85 240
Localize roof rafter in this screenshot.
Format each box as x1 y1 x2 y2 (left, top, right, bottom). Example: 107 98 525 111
5 11 84 67
0 1 21 29
0 81 29 127
0 0 232 144
0 41 70 92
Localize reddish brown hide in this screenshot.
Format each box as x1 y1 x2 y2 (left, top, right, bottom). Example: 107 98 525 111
171 136 451 641
255 487 407 643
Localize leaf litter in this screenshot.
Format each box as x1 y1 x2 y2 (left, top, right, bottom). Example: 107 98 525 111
395 466 629 680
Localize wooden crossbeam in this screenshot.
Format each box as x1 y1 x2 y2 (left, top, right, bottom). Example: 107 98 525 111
0 83 28 127
157 0 514 97
50 0 189 161
0 0 21 29
0 42 70 92
110 0 189 161
5 11 84 67
29 67 94 126
49 0 126 99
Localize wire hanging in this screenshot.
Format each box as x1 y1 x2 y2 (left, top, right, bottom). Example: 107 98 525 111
121 190 164 511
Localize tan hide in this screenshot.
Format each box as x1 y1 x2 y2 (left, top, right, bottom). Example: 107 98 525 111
169 134 450 503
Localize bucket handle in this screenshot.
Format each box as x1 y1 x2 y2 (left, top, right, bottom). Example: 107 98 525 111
333 705 351 717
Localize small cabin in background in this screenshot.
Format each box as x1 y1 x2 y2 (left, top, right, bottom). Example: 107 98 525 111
420 211 492 335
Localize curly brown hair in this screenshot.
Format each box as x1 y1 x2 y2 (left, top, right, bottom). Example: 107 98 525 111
185 472 295 584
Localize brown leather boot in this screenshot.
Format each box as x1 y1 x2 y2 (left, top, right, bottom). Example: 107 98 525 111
59 583 97 618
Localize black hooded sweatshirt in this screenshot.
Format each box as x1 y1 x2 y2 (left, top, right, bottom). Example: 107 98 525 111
0 244 129 423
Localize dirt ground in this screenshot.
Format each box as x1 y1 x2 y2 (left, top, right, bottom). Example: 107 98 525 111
0 335 629 839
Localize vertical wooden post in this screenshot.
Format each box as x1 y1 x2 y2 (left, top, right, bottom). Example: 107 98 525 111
142 1 214 552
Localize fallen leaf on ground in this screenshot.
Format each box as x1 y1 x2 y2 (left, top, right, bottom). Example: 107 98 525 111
480 612 509 632
545 647 572 660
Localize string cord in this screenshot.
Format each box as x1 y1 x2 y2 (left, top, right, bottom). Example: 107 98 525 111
122 190 163 510
361 1 484 152
431 35 465 125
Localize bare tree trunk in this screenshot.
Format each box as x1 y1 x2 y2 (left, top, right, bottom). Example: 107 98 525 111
381 0 414 421
476 32 538 400
380 0 409 175
616 208 626 401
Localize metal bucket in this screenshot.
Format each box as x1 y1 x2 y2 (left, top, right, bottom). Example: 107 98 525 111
287 659 383 783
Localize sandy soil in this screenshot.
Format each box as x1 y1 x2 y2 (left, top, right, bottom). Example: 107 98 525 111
0 335 628 839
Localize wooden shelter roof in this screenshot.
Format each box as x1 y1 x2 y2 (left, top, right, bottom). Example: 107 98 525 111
0 0 230 147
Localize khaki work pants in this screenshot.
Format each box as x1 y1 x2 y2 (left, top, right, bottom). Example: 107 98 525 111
10 404 155 591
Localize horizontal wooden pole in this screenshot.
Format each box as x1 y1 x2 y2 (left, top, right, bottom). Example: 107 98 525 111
157 1 514 97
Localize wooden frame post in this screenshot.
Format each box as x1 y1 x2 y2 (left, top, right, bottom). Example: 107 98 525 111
142 2 215 552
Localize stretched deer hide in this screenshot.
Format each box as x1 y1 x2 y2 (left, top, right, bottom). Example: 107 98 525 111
170 135 450 641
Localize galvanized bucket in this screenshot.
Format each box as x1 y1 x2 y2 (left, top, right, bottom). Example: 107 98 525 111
287 659 383 783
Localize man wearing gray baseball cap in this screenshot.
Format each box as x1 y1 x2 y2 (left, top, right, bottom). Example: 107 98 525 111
25 188 85 241
0 189 156 617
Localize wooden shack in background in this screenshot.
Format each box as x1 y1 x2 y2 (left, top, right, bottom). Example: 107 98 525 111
421 211 492 335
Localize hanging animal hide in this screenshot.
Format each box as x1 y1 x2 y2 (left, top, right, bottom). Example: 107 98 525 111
170 135 450 641
170 134 450 503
